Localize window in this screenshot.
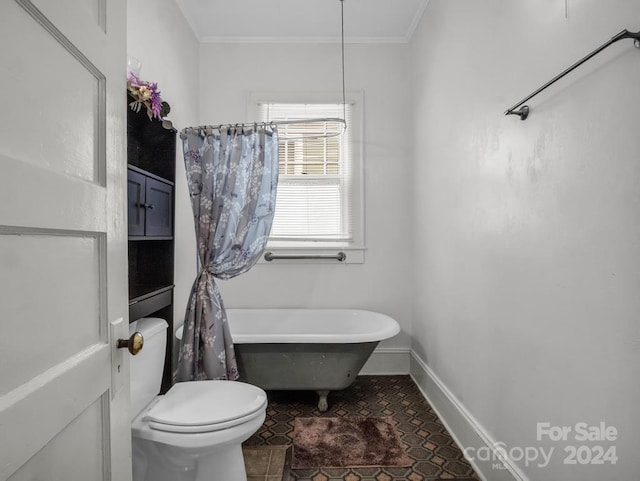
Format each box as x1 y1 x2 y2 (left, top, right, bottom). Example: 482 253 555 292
254 94 364 261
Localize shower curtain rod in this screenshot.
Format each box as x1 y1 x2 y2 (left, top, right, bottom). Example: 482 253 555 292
505 28 640 120
180 117 347 141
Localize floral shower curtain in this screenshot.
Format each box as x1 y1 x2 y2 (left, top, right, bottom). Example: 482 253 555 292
176 126 278 381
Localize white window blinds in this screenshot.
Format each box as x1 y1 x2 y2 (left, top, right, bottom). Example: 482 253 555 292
259 103 354 242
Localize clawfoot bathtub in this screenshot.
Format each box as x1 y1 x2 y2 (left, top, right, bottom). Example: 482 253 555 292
227 309 400 412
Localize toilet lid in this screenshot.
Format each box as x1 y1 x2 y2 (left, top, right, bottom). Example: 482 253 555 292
144 381 267 433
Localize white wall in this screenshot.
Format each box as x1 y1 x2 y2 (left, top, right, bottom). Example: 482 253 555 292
196 43 414 351
127 0 199 362
410 1 640 479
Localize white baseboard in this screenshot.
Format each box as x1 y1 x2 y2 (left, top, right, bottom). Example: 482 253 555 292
409 351 529 481
360 347 411 375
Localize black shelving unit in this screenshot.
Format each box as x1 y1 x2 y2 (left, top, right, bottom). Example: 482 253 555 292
127 98 176 393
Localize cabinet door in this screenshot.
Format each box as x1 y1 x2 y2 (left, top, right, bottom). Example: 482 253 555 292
144 177 173 237
127 170 146 236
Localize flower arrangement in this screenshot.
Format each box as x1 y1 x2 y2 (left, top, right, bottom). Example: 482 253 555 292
127 73 170 120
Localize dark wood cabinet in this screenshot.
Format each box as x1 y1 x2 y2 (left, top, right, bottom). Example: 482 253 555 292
127 101 176 392
127 166 174 238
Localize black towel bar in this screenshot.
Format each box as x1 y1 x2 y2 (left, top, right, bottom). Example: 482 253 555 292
505 28 640 120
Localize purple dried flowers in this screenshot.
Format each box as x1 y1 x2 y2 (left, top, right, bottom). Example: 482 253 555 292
127 73 169 120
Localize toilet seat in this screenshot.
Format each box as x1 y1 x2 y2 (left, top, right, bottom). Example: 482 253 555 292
144 380 267 434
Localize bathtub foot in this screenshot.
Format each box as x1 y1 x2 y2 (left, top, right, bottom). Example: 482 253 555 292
316 390 330 412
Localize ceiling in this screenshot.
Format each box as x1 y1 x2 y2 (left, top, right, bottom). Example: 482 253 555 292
175 0 430 44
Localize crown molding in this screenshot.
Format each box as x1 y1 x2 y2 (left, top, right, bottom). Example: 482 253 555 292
405 0 431 41
174 0 200 42
199 35 410 45
175 0 429 46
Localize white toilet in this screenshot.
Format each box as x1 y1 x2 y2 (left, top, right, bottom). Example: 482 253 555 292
129 317 267 481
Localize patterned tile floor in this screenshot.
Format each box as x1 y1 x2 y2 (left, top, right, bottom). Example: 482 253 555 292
244 375 480 481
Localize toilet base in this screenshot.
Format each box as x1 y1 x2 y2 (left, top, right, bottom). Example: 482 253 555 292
133 438 248 481
197 445 247 481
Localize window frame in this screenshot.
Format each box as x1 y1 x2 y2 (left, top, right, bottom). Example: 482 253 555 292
248 91 365 264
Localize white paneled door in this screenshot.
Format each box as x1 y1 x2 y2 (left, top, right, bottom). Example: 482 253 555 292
0 1 131 480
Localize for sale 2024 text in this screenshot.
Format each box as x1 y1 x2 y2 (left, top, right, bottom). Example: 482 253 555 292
537 422 618 465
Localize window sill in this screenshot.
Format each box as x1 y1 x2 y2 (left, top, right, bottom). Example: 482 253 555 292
258 245 366 264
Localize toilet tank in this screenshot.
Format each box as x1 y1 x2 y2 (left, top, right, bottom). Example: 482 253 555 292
129 317 168 420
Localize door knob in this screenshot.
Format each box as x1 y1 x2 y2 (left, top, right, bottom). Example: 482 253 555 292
117 332 144 355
